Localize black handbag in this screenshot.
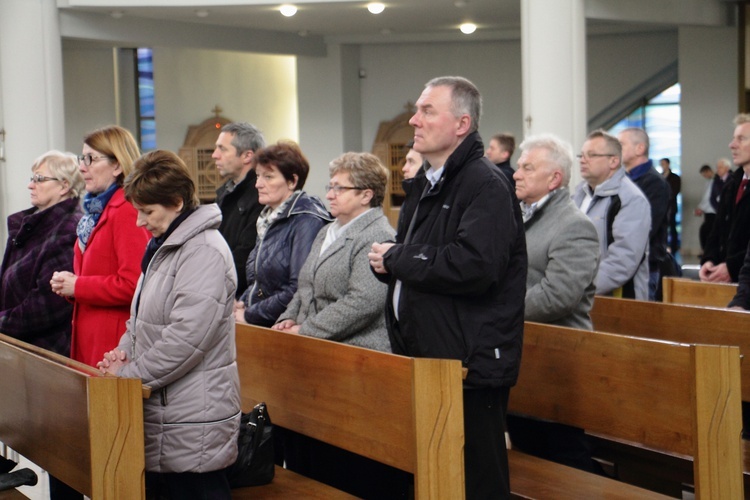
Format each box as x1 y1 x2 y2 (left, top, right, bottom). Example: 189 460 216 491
227 402 275 488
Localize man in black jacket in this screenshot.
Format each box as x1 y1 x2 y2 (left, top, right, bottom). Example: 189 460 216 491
369 76 527 499
701 114 750 283
212 122 265 297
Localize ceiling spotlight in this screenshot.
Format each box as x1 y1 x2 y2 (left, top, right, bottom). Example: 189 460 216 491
367 3 385 14
280 4 297 17
195 9 209 18
110 10 124 19
460 23 477 34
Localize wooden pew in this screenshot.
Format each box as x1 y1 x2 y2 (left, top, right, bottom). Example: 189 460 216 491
232 323 465 499
0 333 146 499
591 296 750 494
508 322 744 499
591 296 750 402
662 276 738 308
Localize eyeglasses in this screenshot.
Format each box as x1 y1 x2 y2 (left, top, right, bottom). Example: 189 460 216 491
77 154 112 166
30 174 60 184
576 152 616 161
325 184 366 196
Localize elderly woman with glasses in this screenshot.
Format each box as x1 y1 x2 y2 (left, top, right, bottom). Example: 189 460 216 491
51 125 150 367
97 150 240 500
272 154 406 498
0 151 85 355
273 152 395 350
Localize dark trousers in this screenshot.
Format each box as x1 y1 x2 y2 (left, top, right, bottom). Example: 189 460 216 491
506 415 602 474
145 468 231 500
668 210 680 253
463 386 510 500
282 430 411 499
699 213 716 255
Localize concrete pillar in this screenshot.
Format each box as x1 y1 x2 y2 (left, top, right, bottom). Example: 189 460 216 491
521 0 587 186
0 0 66 236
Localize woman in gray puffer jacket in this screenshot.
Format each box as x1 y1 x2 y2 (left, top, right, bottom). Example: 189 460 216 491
98 150 240 500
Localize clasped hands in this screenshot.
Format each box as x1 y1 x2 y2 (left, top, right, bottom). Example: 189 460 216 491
97 348 129 375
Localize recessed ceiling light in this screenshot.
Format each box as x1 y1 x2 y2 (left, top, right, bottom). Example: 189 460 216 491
280 4 297 17
460 23 476 34
110 10 124 19
195 9 209 18
367 3 385 15
298 30 310 37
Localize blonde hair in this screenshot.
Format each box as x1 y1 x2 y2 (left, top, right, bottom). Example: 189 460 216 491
83 125 141 184
32 150 85 198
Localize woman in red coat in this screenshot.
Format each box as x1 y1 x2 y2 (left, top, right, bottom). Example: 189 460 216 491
51 125 150 367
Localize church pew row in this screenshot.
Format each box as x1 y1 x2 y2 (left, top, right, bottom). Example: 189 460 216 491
662 276 738 308
591 295 750 495
509 321 743 499
0 333 146 499
231 323 465 499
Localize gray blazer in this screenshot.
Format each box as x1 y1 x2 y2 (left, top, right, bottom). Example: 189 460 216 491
279 207 395 352
524 188 600 330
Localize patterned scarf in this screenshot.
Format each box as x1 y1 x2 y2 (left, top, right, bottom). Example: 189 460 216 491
255 191 298 241
76 183 119 252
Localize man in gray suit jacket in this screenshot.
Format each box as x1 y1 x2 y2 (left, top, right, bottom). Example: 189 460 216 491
513 134 600 329
508 133 603 474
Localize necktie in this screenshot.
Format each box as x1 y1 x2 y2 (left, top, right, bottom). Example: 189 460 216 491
736 178 749 205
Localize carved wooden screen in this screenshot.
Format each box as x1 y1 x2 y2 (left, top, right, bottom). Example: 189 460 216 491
178 111 232 202
371 104 415 228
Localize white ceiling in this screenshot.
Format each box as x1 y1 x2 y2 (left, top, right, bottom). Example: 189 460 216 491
59 0 518 41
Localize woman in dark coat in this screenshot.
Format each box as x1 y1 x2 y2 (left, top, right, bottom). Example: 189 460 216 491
234 141 331 327
0 150 84 354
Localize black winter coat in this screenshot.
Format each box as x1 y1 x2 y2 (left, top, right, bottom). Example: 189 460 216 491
381 132 527 388
702 167 750 281
216 171 263 297
241 192 332 326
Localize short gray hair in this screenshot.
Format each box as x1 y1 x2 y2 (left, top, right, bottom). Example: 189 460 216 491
32 150 85 198
425 76 482 134
221 122 266 155
620 127 650 156
518 134 574 188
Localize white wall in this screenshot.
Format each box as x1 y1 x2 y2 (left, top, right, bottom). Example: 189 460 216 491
63 44 298 155
679 26 738 258
63 44 118 151
587 30 678 126
358 40 524 160
152 47 298 153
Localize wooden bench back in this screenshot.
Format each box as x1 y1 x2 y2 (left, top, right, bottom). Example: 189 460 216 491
662 277 737 308
591 296 750 401
234 323 465 499
509 322 743 498
0 333 145 499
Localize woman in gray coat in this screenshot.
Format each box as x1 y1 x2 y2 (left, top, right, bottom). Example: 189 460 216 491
98 150 240 500
273 152 408 499
274 152 395 352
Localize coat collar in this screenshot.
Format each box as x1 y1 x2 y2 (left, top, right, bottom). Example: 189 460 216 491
315 207 384 267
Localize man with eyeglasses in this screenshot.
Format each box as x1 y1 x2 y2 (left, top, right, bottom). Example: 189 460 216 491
212 122 265 297
369 76 526 500
572 129 650 300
